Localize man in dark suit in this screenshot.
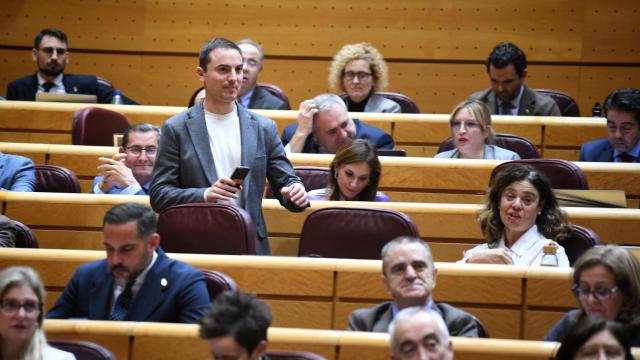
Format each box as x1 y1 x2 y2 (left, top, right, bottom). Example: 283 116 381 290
348 237 479 337
200 291 272 360
281 93 394 153
47 203 209 323
6 28 137 104
468 42 560 116
236 39 289 110
149 38 308 255
0 151 36 192
579 88 640 162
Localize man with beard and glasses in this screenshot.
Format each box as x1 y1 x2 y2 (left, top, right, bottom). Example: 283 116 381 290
467 42 560 117
6 28 137 104
47 203 209 323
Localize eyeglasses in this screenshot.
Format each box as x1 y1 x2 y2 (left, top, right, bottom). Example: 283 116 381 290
571 284 619 301
39 47 68 56
607 123 637 134
125 146 157 156
343 71 372 81
243 58 261 68
1 299 40 315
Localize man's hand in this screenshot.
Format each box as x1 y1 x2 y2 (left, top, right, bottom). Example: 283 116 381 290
205 176 241 203
97 154 136 192
464 248 514 265
288 100 318 153
280 182 309 208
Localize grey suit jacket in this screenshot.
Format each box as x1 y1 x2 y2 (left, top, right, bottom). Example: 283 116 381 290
149 101 303 255
248 86 288 110
364 93 401 113
468 84 561 116
347 301 479 337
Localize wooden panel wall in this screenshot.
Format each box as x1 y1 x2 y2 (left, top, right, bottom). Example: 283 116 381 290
1 1 639 113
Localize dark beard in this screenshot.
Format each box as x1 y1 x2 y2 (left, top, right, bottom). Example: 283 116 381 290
39 65 64 77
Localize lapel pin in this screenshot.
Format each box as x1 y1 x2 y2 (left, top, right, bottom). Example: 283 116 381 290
73 86 78 93
160 278 168 287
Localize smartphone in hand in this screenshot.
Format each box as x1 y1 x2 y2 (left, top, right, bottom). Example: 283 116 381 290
230 166 250 187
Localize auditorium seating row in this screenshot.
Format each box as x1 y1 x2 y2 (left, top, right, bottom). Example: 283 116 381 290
0 101 608 159
1 142 638 208
0 247 585 341
48 319 636 360
1 192 639 260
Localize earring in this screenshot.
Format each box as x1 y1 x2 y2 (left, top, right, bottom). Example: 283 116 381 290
537 211 541 215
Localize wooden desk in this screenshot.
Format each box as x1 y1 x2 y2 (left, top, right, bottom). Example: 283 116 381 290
0 101 610 159
2 191 638 260
1 142 638 207
1 248 577 340
46 320 639 360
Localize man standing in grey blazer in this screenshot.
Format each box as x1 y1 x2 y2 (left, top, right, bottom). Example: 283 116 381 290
348 237 480 337
149 38 308 255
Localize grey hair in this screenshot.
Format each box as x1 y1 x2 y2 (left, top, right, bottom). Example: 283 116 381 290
312 93 348 113
381 237 434 275
236 38 265 64
389 307 450 355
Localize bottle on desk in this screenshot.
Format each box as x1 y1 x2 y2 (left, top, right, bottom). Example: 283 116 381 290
592 102 602 117
541 242 559 266
111 90 123 105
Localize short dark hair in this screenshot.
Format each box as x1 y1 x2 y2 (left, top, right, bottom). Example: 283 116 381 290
34 28 68 48
486 42 527 77
555 316 633 360
199 291 272 355
103 203 157 240
121 123 161 148
604 88 640 126
199 37 241 70
188 86 205 108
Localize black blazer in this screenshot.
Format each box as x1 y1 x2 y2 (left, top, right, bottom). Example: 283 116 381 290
6 73 138 104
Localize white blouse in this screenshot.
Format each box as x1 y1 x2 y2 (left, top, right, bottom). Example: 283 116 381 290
458 225 570 267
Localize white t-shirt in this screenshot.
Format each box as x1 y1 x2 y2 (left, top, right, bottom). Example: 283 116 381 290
204 105 242 207
458 224 570 267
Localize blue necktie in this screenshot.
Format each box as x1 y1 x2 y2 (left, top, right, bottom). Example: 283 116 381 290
42 82 55 93
619 152 635 163
109 281 134 321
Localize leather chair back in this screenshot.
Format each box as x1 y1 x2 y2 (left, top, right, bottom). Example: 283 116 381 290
49 340 116 360
473 315 490 338
340 92 420 113
72 107 130 146
377 92 421 113
534 89 581 117
298 207 419 259
437 133 540 159
35 165 82 193
200 269 238 300
267 351 327 360
257 83 291 110
490 159 589 190
559 225 602 266
13 220 38 248
158 203 256 255
265 167 330 199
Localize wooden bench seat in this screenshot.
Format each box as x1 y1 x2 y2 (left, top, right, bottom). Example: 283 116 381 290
0 247 580 341
1 142 638 207
44 319 599 360
1 192 639 260
0 101 610 159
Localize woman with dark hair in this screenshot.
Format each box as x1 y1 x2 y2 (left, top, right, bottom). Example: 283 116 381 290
545 245 640 346
0 266 75 359
555 316 632 360
308 139 389 202
435 100 519 159
458 163 570 266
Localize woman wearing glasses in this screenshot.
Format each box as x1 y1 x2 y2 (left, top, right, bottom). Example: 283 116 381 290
0 266 75 359
328 43 401 113
545 245 640 346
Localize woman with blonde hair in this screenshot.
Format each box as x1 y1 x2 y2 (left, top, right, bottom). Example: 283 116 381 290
0 266 75 360
328 43 400 113
436 100 519 159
